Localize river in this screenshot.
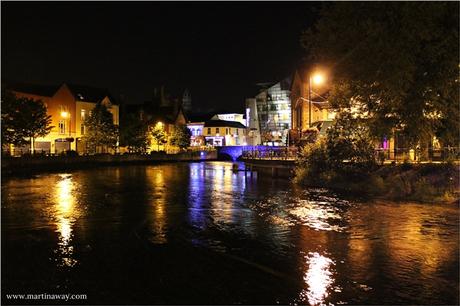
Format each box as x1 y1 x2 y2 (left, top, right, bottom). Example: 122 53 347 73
2 162 458 305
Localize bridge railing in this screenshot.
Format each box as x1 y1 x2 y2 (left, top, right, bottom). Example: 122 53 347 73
242 147 298 160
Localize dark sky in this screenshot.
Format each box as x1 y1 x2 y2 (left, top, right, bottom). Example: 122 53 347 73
2 2 321 112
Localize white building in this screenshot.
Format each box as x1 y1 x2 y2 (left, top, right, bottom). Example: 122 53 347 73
245 78 292 146
245 98 262 146
187 121 205 147
211 113 246 126
203 120 247 147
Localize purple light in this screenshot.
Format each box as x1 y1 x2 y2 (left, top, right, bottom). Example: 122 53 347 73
382 137 389 149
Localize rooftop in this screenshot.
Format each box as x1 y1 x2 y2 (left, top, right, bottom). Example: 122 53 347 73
204 120 246 129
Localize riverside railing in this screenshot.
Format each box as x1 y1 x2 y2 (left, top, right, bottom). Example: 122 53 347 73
242 146 459 162
242 147 298 161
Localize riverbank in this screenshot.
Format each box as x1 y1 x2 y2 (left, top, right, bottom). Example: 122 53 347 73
294 162 459 204
1 150 217 175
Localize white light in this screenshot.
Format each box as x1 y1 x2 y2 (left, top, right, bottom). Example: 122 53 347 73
312 73 325 85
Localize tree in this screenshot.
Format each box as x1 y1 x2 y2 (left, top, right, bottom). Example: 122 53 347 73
325 112 377 171
302 2 459 146
1 90 52 153
83 102 119 153
120 113 149 153
169 124 191 150
149 123 167 151
1 90 27 148
23 98 53 153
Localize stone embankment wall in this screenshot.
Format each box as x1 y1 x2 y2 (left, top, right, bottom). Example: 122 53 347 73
2 151 217 174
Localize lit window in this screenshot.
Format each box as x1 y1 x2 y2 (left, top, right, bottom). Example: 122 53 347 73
59 120 65 134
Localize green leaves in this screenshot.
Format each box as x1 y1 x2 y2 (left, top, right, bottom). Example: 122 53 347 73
304 2 459 146
83 102 119 153
150 124 167 150
169 124 191 150
120 113 149 153
1 90 53 148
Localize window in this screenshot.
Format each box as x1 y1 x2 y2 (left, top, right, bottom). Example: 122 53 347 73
236 129 239 135
216 128 220 134
81 109 86 121
226 128 229 135
207 127 211 134
81 124 85 135
59 120 65 134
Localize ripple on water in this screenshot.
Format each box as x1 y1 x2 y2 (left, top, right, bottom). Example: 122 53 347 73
251 190 352 232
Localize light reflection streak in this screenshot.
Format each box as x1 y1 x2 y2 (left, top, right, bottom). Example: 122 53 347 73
188 163 207 229
149 169 167 244
54 174 78 267
210 164 236 224
299 252 335 306
290 200 345 232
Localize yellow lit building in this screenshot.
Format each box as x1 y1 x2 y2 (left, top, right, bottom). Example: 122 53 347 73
290 69 335 137
203 120 247 146
8 82 119 155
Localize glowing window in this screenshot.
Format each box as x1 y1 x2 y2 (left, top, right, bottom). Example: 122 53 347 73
59 120 65 134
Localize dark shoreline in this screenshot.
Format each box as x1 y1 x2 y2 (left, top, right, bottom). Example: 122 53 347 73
1 151 218 176
294 163 460 204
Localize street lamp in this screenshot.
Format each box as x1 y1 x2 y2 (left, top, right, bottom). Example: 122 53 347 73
308 72 325 128
60 111 71 137
61 110 71 151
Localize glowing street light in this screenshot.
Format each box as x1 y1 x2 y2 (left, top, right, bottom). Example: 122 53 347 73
60 110 71 138
312 73 325 86
308 71 326 128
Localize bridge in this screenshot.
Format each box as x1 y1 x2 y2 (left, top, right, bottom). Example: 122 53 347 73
216 146 298 161
216 146 297 178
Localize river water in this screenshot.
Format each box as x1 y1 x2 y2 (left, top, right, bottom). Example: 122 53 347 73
2 162 458 305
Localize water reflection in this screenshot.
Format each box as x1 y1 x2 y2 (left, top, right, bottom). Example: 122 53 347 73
54 174 78 267
147 168 167 244
189 162 249 227
299 252 335 306
189 163 208 229
210 164 236 224
2 163 458 305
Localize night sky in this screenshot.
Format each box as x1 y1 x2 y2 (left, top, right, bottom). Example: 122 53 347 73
2 2 322 112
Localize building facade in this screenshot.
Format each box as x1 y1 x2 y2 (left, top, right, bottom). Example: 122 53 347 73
290 69 335 143
124 86 187 153
187 121 205 147
211 113 246 126
245 78 292 146
9 82 119 155
203 120 246 147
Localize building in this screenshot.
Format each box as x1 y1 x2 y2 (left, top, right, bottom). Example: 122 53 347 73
244 98 261 146
203 120 246 147
186 113 212 147
182 88 192 114
7 82 119 155
187 112 246 147
211 113 246 126
124 85 187 152
245 77 292 146
289 69 336 145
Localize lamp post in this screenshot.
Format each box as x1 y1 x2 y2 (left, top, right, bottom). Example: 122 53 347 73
308 72 325 128
61 110 71 151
